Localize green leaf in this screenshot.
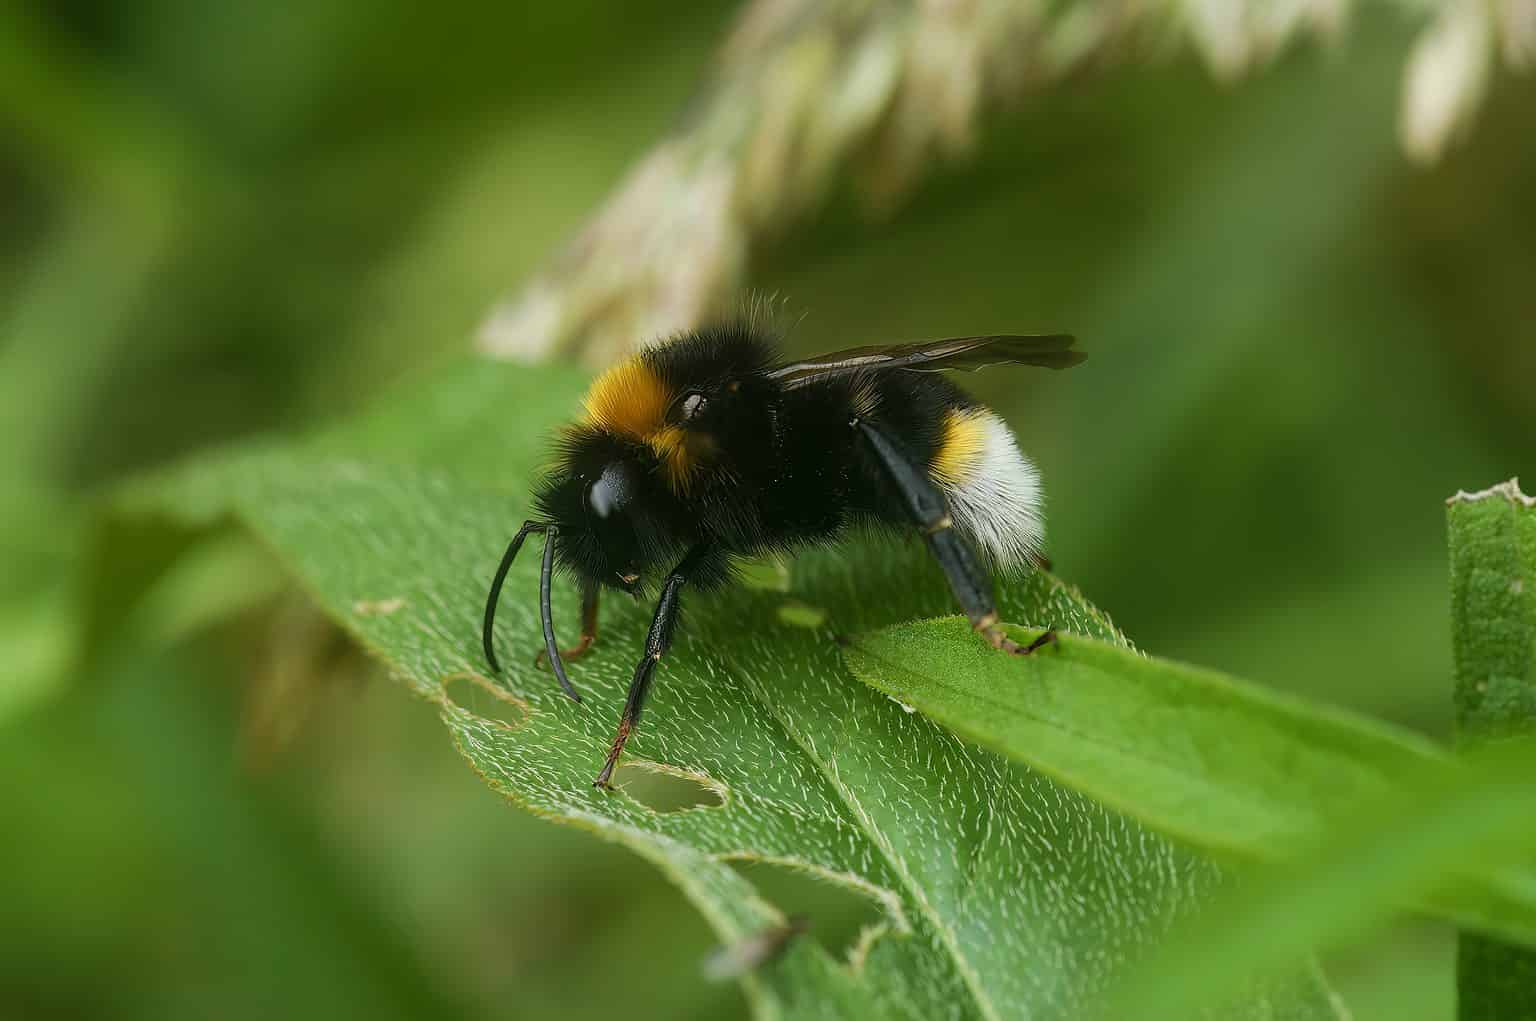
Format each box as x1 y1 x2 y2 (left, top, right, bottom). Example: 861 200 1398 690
1448 480 1536 1019
110 355 1344 1019
842 619 1536 946
1096 739 1536 1021
1449 480 1536 739
843 618 1446 862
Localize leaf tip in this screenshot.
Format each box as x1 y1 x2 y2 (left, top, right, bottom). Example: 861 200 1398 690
1447 478 1534 508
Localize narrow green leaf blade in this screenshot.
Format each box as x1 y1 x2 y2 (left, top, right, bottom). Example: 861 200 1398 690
843 618 1445 860
1448 479 1536 1019
844 617 1536 944
1449 479 1536 737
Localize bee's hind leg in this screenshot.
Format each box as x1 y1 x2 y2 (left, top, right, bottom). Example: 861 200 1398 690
853 417 1054 656
534 580 600 668
930 528 1055 656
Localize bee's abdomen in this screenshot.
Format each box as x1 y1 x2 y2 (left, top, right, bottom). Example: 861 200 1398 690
771 372 1044 568
928 406 1044 568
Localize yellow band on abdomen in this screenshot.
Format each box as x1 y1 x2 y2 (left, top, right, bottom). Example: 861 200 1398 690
931 408 987 488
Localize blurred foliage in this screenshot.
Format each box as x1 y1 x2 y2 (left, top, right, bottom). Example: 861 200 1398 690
477 0 1536 366
1 0 1534 1018
1103 738 1536 1020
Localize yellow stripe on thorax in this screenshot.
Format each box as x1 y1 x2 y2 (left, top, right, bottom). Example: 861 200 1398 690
931 408 987 488
580 357 698 488
583 357 669 437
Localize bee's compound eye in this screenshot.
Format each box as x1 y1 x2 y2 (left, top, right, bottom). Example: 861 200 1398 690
587 462 634 519
679 391 708 421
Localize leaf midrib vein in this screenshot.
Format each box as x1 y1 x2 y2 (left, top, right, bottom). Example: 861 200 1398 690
725 642 1003 1021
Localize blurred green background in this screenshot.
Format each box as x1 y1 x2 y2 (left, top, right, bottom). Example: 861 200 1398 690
2 2 1533 1018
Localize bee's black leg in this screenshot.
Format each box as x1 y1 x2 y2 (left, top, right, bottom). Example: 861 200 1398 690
594 546 712 789
482 520 546 674
534 580 600 668
854 418 1054 656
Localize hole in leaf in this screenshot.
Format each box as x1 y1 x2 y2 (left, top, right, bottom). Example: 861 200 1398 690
440 672 530 730
723 858 892 969
352 596 406 617
611 761 726 812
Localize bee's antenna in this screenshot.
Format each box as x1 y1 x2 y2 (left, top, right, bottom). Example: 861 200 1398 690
540 526 582 703
482 520 546 674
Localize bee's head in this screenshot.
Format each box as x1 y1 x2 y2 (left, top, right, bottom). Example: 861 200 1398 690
535 428 686 593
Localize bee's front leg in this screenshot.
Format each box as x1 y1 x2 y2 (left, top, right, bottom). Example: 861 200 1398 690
593 544 716 790
534 579 600 668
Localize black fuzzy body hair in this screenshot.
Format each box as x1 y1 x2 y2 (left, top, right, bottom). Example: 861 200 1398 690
536 322 981 593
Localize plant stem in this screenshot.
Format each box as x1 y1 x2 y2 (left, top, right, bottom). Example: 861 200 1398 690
1447 478 1536 1020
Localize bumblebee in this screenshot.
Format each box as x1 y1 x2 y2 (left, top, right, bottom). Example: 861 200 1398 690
482 323 1084 788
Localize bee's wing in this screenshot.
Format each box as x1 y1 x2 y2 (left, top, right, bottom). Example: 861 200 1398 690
765 334 1083 389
